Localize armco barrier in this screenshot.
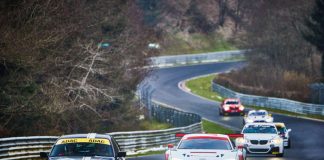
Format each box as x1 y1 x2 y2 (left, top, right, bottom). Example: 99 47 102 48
0 123 201 160
212 82 324 115
150 50 244 67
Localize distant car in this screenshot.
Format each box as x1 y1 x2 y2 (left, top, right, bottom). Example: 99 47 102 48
241 123 285 157
219 98 245 116
275 122 292 148
40 133 126 160
243 110 273 125
165 133 246 160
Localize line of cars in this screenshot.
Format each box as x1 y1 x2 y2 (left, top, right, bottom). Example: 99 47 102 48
165 98 292 160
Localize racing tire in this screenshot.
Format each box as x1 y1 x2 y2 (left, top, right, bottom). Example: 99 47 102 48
275 151 284 157
286 139 291 149
219 109 223 116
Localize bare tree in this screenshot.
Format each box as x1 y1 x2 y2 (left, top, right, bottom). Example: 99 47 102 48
0 0 157 136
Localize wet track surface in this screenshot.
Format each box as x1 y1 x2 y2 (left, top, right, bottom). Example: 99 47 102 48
129 62 324 160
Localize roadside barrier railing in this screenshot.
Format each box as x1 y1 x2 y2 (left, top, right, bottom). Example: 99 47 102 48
0 122 201 160
212 82 324 115
150 50 245 67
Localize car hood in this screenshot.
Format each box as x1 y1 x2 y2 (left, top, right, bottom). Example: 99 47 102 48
246 116 271 120
169 149 238 160
244 134 278 140
49 157 115 160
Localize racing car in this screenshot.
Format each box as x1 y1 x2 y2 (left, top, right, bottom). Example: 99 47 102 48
40 133 126 160
241 123 285 157
219 98 245 116
243 110 273 125
275 122 292 148
165 133 246 160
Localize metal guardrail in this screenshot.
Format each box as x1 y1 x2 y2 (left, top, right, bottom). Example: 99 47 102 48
0 123 201 160
150 50 245 67
0 136 58 160
212 82 324 115
110 122 202 151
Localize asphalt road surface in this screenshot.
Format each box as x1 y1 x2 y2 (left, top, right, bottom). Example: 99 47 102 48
129 62 324 160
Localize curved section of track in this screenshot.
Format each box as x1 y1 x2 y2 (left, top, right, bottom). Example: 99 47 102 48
129 62 324 160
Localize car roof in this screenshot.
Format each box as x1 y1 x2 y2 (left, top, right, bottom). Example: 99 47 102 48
59 133 112 140
248 110 267 113
224 98 239 101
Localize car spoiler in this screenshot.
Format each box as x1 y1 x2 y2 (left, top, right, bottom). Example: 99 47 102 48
175 133 244 138
175 133 187 138
227 134 243 138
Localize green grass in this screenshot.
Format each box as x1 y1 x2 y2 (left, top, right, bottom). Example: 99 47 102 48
127 150 166 157
186 75 324 121
202 119 234 134
186 75 224 102
139 120 172 130
161 33 237 55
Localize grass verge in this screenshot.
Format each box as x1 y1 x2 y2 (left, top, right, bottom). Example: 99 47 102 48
185 75 324 121
202 119 234 134
186 75 224 102
127 150 166 157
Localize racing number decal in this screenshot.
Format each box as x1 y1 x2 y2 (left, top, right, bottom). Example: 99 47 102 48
56 138 110 145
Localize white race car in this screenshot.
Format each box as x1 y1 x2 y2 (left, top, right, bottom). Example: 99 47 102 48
243 110 273 125
165 133 246 160
241 123 285 157
275 122 292 148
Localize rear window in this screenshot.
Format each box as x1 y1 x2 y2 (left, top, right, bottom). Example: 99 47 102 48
249 112 266 116
225 101 239 105
50 138 114 157
178 138 232 150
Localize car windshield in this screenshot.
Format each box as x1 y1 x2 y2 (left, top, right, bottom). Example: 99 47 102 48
249 112 266 116
243 125 277 134
50 139 114 157
276 126 286 134
225 101 239 105
178 138 232 150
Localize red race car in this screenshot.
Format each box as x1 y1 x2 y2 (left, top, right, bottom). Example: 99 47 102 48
219 98 245 116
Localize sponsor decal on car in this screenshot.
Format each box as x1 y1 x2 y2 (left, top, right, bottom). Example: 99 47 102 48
56 138 111 145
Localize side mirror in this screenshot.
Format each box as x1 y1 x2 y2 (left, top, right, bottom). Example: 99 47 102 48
117 151 126 157
40 152 48 158
287 129 292 132
167 144 174 149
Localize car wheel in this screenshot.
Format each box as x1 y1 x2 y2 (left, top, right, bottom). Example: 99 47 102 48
276 153 284 157
286 139 291 148
219 109 223 116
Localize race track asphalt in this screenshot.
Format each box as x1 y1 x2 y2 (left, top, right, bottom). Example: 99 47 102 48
129 62 324 160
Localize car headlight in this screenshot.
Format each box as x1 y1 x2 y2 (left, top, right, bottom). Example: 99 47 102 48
239 105 244 111
246 119 254 123
224 106 230 111
271 137 282 145
265 118 273 122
